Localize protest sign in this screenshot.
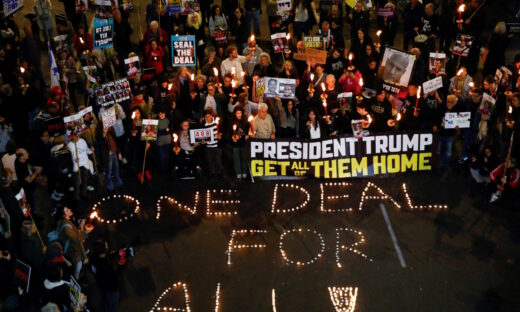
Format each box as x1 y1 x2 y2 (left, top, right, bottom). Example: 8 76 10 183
101 106 117 129
452 34 473 57
444 112 471 129
429 52 446 74
3 0 23 17
171 35 196 67
79 106 94 133
142 67 156 81
249 132 435 179
378 46 415 93
277 0 292 13
494 68 503 86
167 0 181 13
422 76 443 94
254 78 266 99
377 7 394 18
189 128 214 144
46 116 66 137
293 47 327 64
15 188 30 217
14 259 31 293
181 0 198 15
70 276 81 308
124 56 141 79
93 18 113 49
351 120 367 138
63 114 82 139
141 119 159 141
54 35 70 54
303 36 322 48
271 33 288 54
259 77 296 99
479 93 496 116
95 79 132 106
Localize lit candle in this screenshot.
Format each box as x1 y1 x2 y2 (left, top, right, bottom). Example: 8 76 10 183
213 67 220 86
231 79 237 96
414 86 421 117
358 78 363 96
367 114 372 125
508 105 513 115
376 30 382 46
322 100 328 118
85 211 98 232
309 73 315 92
19 66 25 74
321 82 326 93
231 67 236 81
168 83 173 91
457 4 465 23
215 117 220 133
131 111 136 130
395 112 401 128
469 81 475 93
190 73 195 93
455 68 463 92
249 34 255 56
79 37 84 44
248 115 255 135
232 124 237 136
172 133 179 148
348 53 353 68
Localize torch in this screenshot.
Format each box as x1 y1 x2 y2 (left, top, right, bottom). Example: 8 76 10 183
215 117 220 133
172 133 179 148
456 4 465 25
321 82 328 117
213 67 220 87
454 68 463 93
233 124 237 136
414 86 421 118
231 79 237 97
309 73 315 93
356 78 364 103
190 73 195 93
84 211 98 232
375 30 382 49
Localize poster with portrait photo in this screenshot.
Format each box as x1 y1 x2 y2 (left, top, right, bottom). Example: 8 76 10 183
141 119 159 141
95 79 132 106
479 93 496 116
15 188 30 217
452 34 473 57
124 56 141 79
429 52 446 75
262 77 296 99
0 201 11 239
79 106 94 133
63 113 82 139
101 106 117 129
377 46 415 93
181 0 198 15
271 33 288 54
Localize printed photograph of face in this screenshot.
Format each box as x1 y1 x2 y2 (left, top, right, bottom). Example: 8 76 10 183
267 79 278 95
379 48 415 87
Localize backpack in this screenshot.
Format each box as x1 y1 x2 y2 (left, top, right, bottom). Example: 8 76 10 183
47 223 72 253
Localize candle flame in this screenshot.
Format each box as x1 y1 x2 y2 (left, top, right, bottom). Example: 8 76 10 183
457 69 463 76
231 80 237 88
310 73 314 81
469 82 474 88
376 30 382 37
233 124 237 131
173 133 178 142
321 82 326 92
286 33 291 40
322 100 327 108
248 115 254 122
359 78 364 88
131 111 136 119
213 67 218 77
396 112 402 121
509 106 513 114
167 83 173 91
250 34 255 42
79 37 84 44
20 67 25 73
215 117 220 124
241 71 245 77
367 114 372 124
190 73 195 81
231 67 236 75
458 4 465 13
417 86 421 99
348 53 353 61
89 211 98 219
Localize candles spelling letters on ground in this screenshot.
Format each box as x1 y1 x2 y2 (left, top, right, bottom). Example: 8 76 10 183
328 287 358 312
320 182 353 213
358 182 401 211
271 184 311 214
401 184 448 210
206 189 240 217
226 229 267 265
335 228 372 268
90 194 140 224
156 193 200 219
279 228 325 267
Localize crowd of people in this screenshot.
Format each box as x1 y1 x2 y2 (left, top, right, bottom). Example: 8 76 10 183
0 0 519 311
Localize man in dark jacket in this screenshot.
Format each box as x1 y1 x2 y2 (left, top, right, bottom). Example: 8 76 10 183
402 0 423 51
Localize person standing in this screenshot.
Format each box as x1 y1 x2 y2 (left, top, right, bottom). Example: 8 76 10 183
57 204 88 279
401 0 423 51
67 136 94 200
96 126 124 192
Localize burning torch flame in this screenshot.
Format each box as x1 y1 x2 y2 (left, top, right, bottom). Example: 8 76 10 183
509 106 513 114
396 113 402 121
89 211 98 220
417 86 421 99
131 111 136 119
215 117 220 125
348 53 353 61
376 30 382 37
250 34 255 43
458 4 465 13
248 115 254 122
190 73 195 81
359 78 364 88
231 80 237 88
321 82 326 92
213 67 218 77
173 133 178 142
233 124 237 131
457 69 464 76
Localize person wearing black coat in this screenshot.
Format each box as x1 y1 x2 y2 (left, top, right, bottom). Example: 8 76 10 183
482 22 509 77
401 0 423 51
40 266 70 311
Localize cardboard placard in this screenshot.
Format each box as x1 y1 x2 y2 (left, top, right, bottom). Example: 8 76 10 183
422 76 443 94
70 276 81 308
429 52 446 74
95 79 132 106
171 35 196 67
444 112 471 129
124 56 141 79
189 128 214 144
14 259 31 293
101 107 117 129
452 34 473 57
293 47 327 64
3 0 24 17
303 36 322 48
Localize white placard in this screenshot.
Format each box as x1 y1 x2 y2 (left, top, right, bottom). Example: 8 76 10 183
444 112 471 129
189 128 214 144
422 76 443 94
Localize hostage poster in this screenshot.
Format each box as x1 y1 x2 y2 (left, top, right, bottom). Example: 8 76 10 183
249 132 435 179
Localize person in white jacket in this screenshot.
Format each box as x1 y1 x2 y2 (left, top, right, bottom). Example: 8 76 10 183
67 136 94 200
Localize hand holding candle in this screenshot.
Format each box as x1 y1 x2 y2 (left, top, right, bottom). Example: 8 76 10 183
85 211 98 232
249 34 255 56
414 86 421 118
309 73 315 92
131 111 137 130
348 53 354 70
457 4 465 24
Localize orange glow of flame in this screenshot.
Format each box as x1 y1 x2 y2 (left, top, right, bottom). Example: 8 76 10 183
248 115 254 122
233 124 237 131
376 30 382 37
396 113 402 121
348 53 353 61
509 106 513 114
458 4 465 13
231 80 237 88
215 117 220 124
131 111 136 119
250 34 255 42
213 67 218 77
359 78 364 88
190 73 195 81
367 114 372 124
89 211 98 220
173 133 178 142
321 82 326 92
417 86 421 99
457 69 464 76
